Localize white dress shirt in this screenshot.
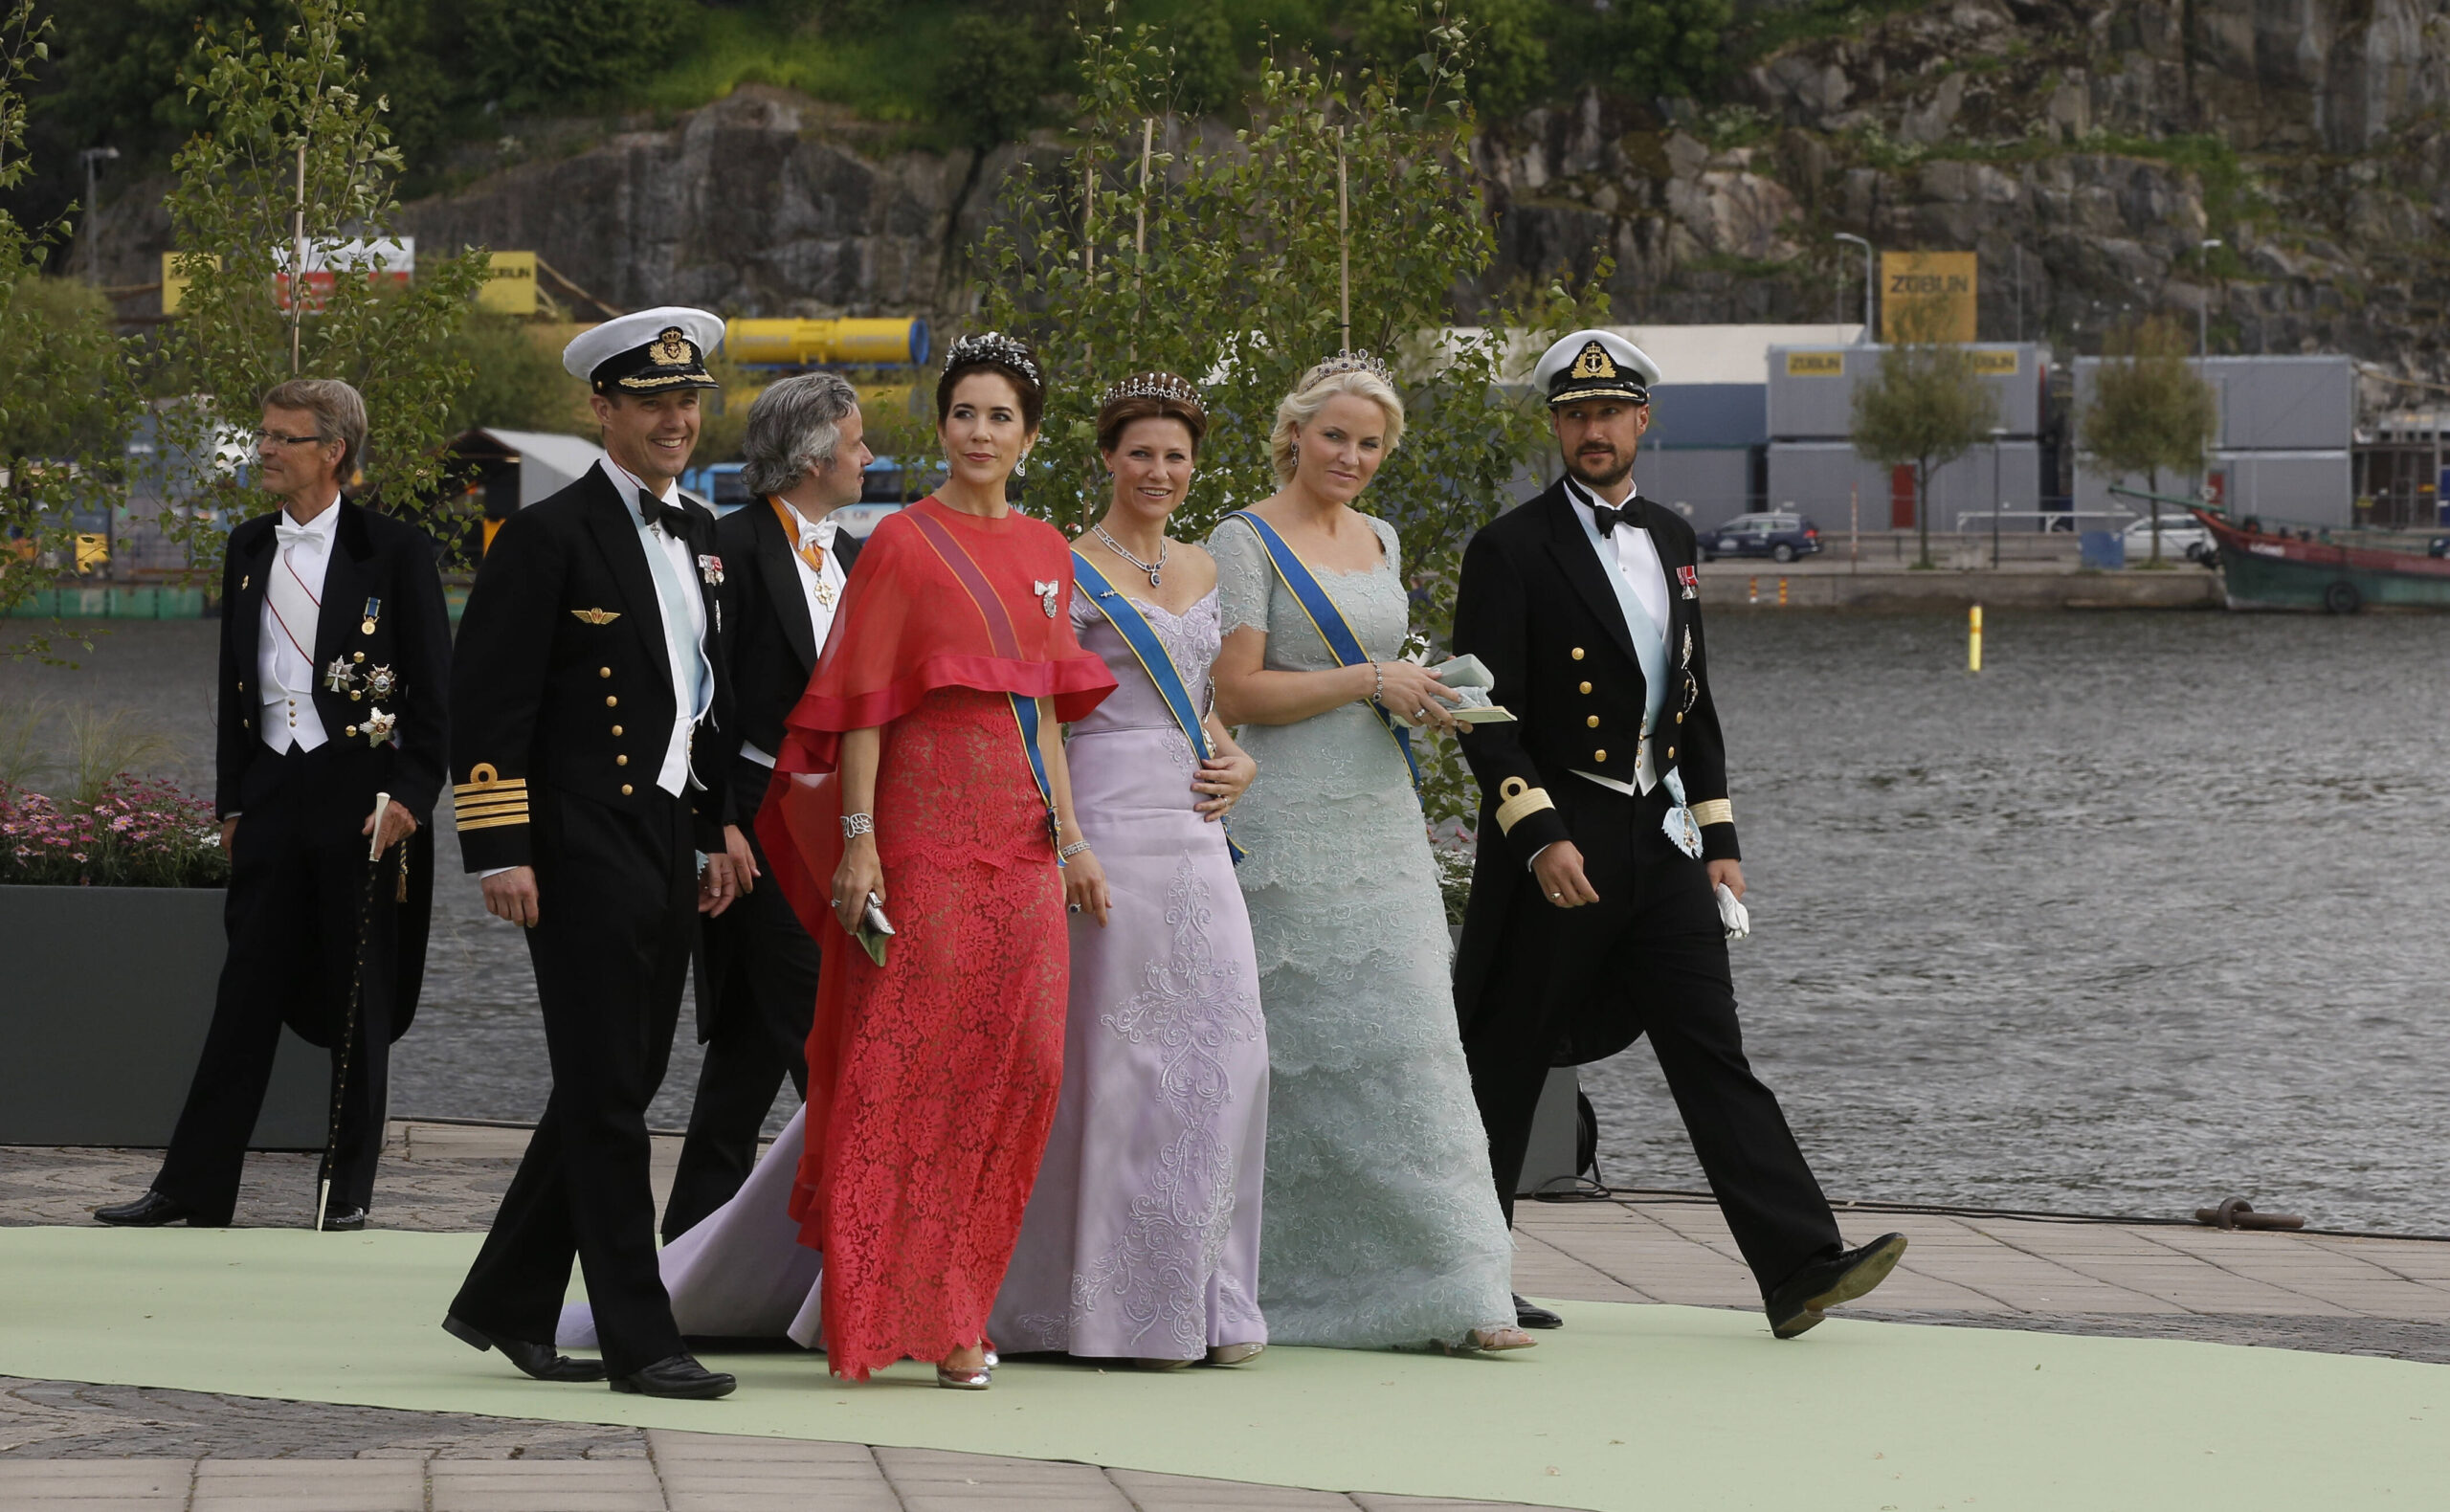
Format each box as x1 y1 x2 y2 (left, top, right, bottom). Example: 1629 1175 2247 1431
256 496 342 755
1563 477 1670 797
600 456 713 797
740 500 847 769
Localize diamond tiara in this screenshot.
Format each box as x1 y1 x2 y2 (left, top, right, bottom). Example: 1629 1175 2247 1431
1300 348 1393 389
1096 371 1203 410
945 330 1042 388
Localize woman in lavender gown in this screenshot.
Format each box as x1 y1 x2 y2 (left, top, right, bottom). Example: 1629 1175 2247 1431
990 372 1268 1368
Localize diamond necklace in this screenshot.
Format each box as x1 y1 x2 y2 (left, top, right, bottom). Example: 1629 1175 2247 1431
1092 522 1169 588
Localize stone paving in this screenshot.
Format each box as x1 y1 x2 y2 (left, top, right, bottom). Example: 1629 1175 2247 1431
6 1123 2448 1508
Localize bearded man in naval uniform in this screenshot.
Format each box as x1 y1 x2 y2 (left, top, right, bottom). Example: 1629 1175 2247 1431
1450 329 1906 1340
439 308 746 1400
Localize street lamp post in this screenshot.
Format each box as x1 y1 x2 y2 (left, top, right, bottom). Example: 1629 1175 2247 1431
78 146 120 282
1835 233 1875 343
1990 426 2009 569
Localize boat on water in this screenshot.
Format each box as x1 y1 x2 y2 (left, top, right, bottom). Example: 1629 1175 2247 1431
2192 506 2450 613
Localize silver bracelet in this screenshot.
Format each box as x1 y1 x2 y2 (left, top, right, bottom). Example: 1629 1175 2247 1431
1058 839 1092 859
840 812 875 839
1366 660 1384 706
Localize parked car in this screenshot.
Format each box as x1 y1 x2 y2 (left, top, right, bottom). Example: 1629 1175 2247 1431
2121 513 2215 563
1700 512 1821 563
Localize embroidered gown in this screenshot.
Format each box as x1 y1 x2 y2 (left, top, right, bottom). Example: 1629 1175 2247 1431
1206 513 1516 1347
990 588 1270 1361
748 497 1111 1380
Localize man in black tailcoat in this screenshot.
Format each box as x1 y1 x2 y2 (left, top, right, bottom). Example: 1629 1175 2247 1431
439 308 745 1400
1451 330 1906 1340
97 378 447 1234
661 371 869 1242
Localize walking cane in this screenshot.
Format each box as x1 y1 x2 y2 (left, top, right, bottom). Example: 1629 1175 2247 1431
316 790 391 1234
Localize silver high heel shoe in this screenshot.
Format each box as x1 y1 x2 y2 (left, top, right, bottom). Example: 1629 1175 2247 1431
1205 1342 1265 1366
935 1343 993 1390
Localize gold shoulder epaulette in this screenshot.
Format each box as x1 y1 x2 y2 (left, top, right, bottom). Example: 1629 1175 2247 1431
1495 776 1556 835
453 762 529 832
1691 798 1733 829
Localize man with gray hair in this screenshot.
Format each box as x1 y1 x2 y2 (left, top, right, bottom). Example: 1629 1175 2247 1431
98 377 450 1233
662 371 873 1238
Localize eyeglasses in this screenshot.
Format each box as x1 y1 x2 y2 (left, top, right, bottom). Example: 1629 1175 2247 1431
256 430 330 448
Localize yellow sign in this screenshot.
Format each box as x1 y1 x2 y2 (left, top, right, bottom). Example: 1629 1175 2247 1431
1785 351 1846 376
476 251 538 316
160 252 221 316
1969 348 2019 375
1881 251 1978 344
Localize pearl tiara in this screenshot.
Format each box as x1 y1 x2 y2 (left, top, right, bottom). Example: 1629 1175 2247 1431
945 330 1042 388
1299 348 1393 389
1097 371 1203 410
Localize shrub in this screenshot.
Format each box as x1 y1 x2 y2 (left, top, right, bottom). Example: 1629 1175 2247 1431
0 775 229 888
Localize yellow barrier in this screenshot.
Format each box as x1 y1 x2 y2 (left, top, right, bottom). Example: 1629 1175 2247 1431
724 318 929 367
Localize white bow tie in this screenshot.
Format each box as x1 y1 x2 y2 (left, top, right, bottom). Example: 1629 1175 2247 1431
275 520 324 549
798 518 838 553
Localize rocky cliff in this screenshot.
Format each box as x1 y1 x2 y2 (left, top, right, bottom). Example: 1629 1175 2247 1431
89 0 2450 386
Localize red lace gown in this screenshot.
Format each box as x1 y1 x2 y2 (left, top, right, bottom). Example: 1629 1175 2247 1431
758 499 1114 1380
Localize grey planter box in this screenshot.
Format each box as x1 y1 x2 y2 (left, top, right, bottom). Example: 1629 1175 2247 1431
0 884 326 1147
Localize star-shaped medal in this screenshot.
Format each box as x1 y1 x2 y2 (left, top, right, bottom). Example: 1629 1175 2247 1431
365 664 398 699
323 657 355 693
361 707 397 746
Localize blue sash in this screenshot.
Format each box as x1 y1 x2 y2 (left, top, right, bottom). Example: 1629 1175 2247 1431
1222 511 1422 794
1073 550 1248 864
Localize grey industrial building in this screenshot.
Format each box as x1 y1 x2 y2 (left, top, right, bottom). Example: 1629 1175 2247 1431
1763 343 2054 535
2071 355 2353 528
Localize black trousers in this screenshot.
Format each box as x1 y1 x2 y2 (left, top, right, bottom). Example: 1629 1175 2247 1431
1463 781 1841 1298
155 746 393 1224
662 757 814 1242
449 787 696 1376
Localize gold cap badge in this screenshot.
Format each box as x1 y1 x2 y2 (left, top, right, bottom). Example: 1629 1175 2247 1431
652 327 693 366
1571 341 1617 380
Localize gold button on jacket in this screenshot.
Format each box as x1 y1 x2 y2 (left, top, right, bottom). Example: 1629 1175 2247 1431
1570 647 1586 660
1592 748 1607 763
615 754 628 767
599 666 612 678
1578 680 1592 695
1586 715 1600 728
605 695 618 708
620 783 634 796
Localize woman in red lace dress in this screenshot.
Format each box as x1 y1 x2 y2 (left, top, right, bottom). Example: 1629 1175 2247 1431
759 334 1115 1386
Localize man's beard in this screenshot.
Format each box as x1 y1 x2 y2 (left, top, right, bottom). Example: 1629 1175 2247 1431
1566 449 1634 492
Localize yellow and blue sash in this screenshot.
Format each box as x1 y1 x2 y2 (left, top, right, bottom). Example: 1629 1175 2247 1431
1222 510 1422 795
1072 549 1248 863
903 507 1065 865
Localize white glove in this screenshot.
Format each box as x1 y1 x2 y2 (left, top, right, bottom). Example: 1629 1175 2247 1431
1715 882 1751 942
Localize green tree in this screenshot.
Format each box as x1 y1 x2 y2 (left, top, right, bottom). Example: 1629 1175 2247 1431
935 11 1056 149
1169 6 1240 116
1564 0 1729 102
2081 315 2216 566
1351 0 1548 120
979 2 1609 829
0 1 140 639
440 311 587 435
1850 311 2000 569
463 0 679 114
156 0 490 578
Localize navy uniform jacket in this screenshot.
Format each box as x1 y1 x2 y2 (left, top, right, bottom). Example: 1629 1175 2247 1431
449 465 733 870
1448 481 1741 1064
214 500 451 1042
709 496 862 827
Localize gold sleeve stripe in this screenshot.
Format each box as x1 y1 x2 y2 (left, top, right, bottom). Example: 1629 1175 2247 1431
455 802 529 821
1692 798 1733 828
1494 776 1557 836
457 813 530 832
453 793 529 812
454 776 526 795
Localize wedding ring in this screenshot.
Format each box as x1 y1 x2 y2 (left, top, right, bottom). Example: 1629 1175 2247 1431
1548 891 1562 899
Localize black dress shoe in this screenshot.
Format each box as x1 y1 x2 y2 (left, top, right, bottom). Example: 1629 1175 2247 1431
1765 1233 1908 1340
1513 1293 1564 1330
94 1191 197 1227
320 1207 368 1233
442 1313 608 1382
611 1354 737 1399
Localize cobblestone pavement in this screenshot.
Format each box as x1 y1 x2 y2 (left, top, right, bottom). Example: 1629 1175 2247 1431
7 1129 2448 1507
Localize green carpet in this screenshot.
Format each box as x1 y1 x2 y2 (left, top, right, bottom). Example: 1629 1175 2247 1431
1 1226 2441 1510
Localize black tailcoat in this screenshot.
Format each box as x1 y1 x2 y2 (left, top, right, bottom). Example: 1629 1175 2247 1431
660 498 860 1241
1447 480 1840 1290
445 462 738 1376
150 500 450 1223
1451 482 1737 1067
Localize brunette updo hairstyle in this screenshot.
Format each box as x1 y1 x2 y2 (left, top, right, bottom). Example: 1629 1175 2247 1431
1095 372 1208 456
935 331 1046 433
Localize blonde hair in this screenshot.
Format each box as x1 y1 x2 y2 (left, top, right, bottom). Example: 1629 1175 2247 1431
1269 368 1406 486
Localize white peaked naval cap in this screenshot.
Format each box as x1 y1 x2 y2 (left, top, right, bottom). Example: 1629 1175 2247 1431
563 306 728 391
1532 329 1662 407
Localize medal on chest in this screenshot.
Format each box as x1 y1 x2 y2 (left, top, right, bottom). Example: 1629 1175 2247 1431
1660 769 1704 860
1034 579 1059 618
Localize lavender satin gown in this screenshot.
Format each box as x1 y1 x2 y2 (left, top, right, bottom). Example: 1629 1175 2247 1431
990 589 1271 1361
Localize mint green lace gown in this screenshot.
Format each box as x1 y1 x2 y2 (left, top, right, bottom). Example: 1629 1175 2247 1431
1208 513 1517 1347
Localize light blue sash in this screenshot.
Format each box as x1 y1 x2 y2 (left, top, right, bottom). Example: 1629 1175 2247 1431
1073 550 1248 864
1222 511 1422 795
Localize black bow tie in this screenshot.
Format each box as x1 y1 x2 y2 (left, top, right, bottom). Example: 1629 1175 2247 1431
638 490 693 537
1587 498 1637 537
